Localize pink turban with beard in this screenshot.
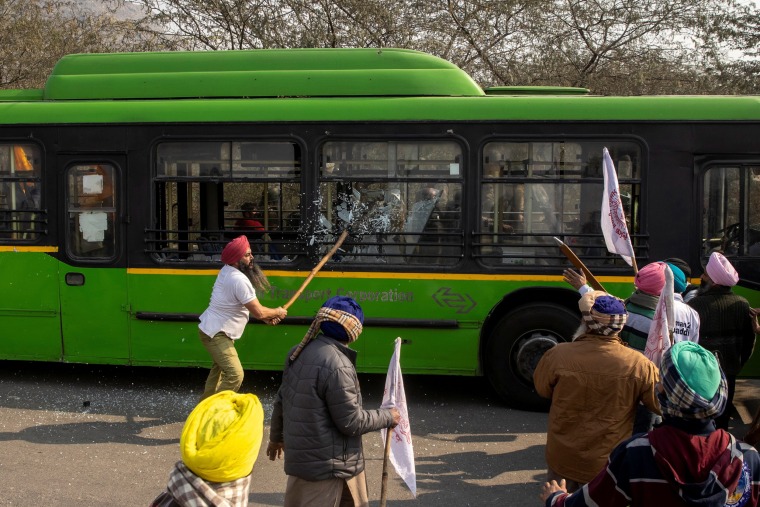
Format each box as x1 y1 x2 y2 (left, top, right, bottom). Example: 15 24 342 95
221 235 250 265
705 252 739 287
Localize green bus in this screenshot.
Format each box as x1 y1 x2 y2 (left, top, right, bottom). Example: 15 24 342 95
1 48 759 410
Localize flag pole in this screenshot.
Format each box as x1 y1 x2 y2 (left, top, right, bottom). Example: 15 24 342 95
379 426 393 507
283 230 349 310
553 237 606 292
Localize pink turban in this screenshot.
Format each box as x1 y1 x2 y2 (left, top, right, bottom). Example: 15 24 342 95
705 252 739 287
221 235 250 265
635 262 667 296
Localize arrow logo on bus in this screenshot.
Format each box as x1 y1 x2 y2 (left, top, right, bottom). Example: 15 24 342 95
432 288 476 314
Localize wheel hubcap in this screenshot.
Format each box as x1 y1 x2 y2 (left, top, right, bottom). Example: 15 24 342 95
513 331 560 384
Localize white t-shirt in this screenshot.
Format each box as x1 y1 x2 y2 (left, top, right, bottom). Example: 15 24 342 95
672 293 700 343
198 265 256 340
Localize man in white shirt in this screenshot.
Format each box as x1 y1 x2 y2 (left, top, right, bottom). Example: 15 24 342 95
666 262 700 344
198 235 287 400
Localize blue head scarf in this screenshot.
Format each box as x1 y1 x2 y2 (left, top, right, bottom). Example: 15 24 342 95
289 296 364 363
320 296 364 341
667 263 687 294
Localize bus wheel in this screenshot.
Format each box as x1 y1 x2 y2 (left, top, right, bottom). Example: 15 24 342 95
485 303 579 411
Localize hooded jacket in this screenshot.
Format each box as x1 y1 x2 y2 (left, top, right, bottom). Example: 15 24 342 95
545 419 760 507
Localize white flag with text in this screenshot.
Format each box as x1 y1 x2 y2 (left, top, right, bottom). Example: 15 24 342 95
601 147 635 266
381 337 416 497
645 265 675 366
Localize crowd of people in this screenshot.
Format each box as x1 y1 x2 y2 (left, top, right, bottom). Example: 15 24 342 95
151 233 760 506
152 234 397 506
541 251 759 506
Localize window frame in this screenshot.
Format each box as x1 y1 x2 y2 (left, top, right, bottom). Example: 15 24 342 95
475 138 644 268
0 143 45 243
148 139 304 265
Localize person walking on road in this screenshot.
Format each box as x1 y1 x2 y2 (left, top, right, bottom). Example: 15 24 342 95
198 235 287 400
688 251 756 430
533 290 660 492
267 296 400 507
541 341 760 507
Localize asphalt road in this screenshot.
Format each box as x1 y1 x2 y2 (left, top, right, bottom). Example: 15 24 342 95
0 361 757 506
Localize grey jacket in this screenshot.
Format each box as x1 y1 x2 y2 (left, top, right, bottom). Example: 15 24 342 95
270 334 395 481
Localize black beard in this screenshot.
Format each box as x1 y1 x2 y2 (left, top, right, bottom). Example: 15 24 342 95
236 260 271 294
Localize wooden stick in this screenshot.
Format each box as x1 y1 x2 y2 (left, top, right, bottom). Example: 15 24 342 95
553 237 606 292
283 230 349 310
379 426 393 507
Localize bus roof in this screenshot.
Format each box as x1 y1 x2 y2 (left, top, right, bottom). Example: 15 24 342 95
0 48 759 123
1 95 760 124
40 48 485 100
483 86 591 95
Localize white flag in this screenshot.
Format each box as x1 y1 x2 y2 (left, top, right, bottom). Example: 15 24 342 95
601 147 635 266
645 265 675 365
380 337 416 497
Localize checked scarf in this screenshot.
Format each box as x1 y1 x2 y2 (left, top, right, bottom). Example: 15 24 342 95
658 349 728 421
289 306 363 363
578 290 628 336
150 461 251 507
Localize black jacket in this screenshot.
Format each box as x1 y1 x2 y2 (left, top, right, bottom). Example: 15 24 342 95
688 286 756 375
270 334 394 481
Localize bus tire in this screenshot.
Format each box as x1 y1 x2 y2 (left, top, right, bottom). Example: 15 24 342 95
484 302 580 412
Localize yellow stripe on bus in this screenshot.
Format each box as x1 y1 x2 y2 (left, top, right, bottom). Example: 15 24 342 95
0 246 58 253
127 267 634 283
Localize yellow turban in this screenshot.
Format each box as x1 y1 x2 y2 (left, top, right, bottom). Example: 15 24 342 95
180 390 263 483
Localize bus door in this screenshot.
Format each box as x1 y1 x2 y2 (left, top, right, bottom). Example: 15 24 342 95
58 156 129 363
0 143 61 361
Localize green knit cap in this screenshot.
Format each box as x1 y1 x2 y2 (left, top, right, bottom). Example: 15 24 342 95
670 341 721 400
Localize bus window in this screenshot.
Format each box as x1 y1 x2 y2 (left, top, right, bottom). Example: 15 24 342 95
478 140 641 267
702 165 760 258
316 141 463 265
66 164 117 259
0 144 43 241
150 141 302 263
750 168 760 256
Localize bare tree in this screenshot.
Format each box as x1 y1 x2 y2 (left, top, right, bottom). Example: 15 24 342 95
0 0 169 89
4 0 757 95
414 0 544 85
133 0 425 50
696 0 760 94
521 0 725 93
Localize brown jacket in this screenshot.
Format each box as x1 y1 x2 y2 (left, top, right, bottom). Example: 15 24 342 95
533 333 660 484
